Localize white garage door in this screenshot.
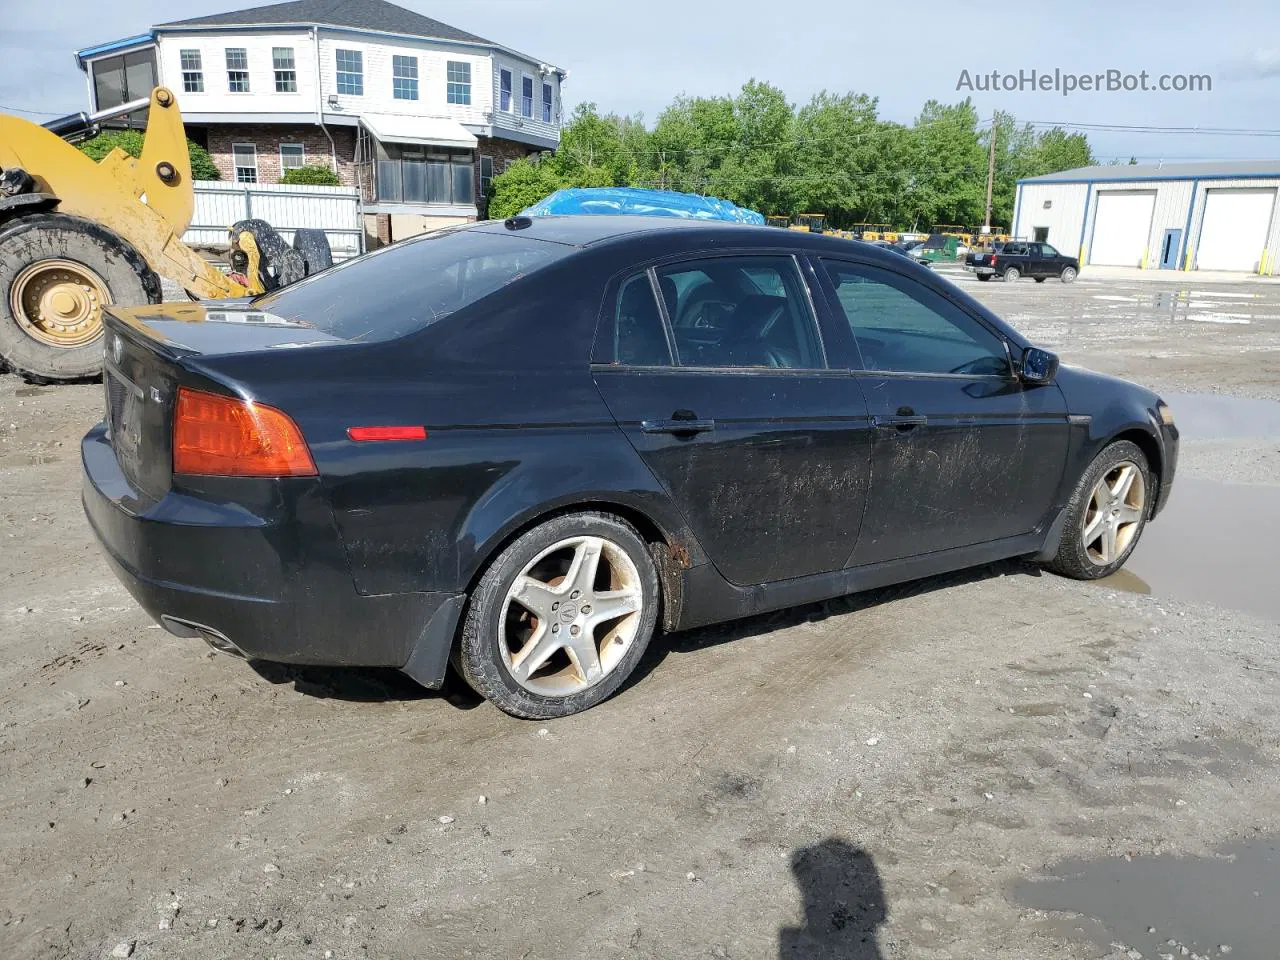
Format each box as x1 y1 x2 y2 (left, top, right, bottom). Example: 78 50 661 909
1196 189 1276 272
1089 191 1156 266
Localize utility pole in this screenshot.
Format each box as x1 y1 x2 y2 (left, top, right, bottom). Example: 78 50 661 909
983 111 997 236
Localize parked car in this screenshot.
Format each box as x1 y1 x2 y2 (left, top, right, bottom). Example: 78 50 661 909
966 241 1079 283
83 217 1177 719
869 238 932 268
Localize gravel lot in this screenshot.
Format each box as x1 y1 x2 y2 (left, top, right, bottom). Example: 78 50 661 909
1 268 1277 960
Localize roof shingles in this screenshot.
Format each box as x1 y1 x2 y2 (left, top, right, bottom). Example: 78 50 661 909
157 0 491 44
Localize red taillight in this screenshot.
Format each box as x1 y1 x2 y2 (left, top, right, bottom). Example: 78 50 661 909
347 426 427 442
990 254 998 268
173 387 316 477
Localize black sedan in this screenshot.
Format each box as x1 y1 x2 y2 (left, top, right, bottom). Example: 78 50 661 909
83 217 1178 719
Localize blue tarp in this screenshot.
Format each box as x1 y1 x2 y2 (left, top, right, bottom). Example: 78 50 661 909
521 187 765 225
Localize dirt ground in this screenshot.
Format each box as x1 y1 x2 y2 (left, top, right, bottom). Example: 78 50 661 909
1 269 1278 960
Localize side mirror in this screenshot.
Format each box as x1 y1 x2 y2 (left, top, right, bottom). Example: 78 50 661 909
1021 346 1059 384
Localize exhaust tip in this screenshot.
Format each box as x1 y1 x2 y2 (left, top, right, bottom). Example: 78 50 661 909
160 615 248 659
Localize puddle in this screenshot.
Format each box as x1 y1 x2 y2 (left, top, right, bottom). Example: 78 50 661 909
1161 392 1280 440
1105 478 1280 622
1013 837 1280 958
14 386 50 398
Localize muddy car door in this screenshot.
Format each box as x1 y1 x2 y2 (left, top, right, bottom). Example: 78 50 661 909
591 255 872 587
816 258 1070 566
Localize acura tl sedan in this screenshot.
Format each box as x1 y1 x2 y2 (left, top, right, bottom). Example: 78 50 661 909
83 217 1178 719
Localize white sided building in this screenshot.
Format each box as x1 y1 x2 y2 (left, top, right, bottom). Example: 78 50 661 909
1013 161 1280 274
74 0 567 243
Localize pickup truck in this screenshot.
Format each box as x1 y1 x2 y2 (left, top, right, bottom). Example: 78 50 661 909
966 241 1079 283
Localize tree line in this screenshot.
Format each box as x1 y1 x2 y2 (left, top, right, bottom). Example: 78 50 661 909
489 80 1096 230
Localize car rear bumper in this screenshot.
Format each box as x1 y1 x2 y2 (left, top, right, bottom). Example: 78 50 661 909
82 424 461 686
966 264 996 275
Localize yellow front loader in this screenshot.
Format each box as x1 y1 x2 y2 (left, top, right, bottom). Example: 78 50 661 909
0 87 330 383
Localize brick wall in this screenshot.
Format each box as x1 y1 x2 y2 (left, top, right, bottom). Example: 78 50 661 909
204 123 358 187
475 136 543 218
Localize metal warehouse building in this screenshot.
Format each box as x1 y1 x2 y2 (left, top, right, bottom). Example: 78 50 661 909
1013 160 1280 274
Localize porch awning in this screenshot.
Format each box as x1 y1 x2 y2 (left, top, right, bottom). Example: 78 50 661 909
360 113 478 149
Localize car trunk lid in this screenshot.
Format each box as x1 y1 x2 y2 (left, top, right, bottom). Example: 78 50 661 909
101 302 344 503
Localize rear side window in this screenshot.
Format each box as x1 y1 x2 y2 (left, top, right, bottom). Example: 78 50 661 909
599 272 672 366
653 256 822 369
254 229 572 342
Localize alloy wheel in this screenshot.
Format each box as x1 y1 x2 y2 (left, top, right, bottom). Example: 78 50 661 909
1081 460 1146 566
498 535 644 697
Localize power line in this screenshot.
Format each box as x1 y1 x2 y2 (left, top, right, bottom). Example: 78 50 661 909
0 104 69 117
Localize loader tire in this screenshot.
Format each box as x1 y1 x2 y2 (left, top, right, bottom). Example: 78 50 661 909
0 214 160 384
292 228 333 276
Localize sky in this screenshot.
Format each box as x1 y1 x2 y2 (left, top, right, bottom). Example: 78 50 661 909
3 0 1279 164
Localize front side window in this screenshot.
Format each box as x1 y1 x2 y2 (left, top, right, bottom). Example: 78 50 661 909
521 75 534 118
600 273 672 366
225 48 249 93
499 68 512 112
653 256 822 369
180 49 203 93
392 55 418 100
446 61 471 105
542 82 553 123
279 143 305 171
821 260 1009 376
335 49 363 95
273 47 297 92
232 143 257 183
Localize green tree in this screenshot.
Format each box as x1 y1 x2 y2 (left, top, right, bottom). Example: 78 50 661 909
280 164 340 186
78 129 220 181
488 157 564 219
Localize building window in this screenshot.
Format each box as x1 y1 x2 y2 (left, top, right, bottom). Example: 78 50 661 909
273 47 297 93
376 145 475 206
392 55 417 100
446 61 471 105
91 49 157 124
499 68 512 112
180 50 203 93
542 82 553 123
335 49 363 96
521 75 534 118
280 143 305 172
233 143 257 183
225 48 249 92
480 155 494 196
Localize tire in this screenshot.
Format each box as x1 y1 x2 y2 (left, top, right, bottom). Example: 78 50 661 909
0 214 160 383
1061 266 1078 283
1034 277 1046 283
1045 440 1152 581
1003 266 1021 282
977 273 992 282
292 228 333 276
457 511 661 719
230 218 306 291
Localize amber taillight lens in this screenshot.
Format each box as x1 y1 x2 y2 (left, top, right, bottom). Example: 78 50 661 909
173 387 317 477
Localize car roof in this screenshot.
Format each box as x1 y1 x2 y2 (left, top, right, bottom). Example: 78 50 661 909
464 215 912 265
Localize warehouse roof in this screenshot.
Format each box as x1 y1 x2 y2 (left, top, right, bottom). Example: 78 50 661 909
1021 160 1280 184
157 0 492 44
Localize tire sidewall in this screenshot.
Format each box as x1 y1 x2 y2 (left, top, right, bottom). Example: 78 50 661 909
1055 440 1152 579
1004 267 1020 282
459 512 661 719
1062 267 1078 283
0 214 159 381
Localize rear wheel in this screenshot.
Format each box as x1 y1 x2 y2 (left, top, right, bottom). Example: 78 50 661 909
0 214 160 383
1003 266 1021 282
977 273 992 282
1045 440 1151 580
457 512 660 719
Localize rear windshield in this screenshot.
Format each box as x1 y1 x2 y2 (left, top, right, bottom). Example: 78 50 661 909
253 227 574 342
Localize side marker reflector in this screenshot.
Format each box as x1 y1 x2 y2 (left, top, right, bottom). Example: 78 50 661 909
347 426 428 442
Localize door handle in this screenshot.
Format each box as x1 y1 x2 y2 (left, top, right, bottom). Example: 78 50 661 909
641 415 715 436
872 414 928 433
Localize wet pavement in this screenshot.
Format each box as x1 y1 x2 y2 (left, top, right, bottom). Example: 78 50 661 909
1095 391 1280 622
1014 837 1280 958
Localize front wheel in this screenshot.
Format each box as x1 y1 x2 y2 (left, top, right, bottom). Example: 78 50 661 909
457 512 661 719
1060 266 1078 283
1003 267 1021 282
1045 440 1151 580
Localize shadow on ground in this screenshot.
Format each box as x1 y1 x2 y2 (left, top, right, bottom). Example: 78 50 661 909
779 838 887 959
